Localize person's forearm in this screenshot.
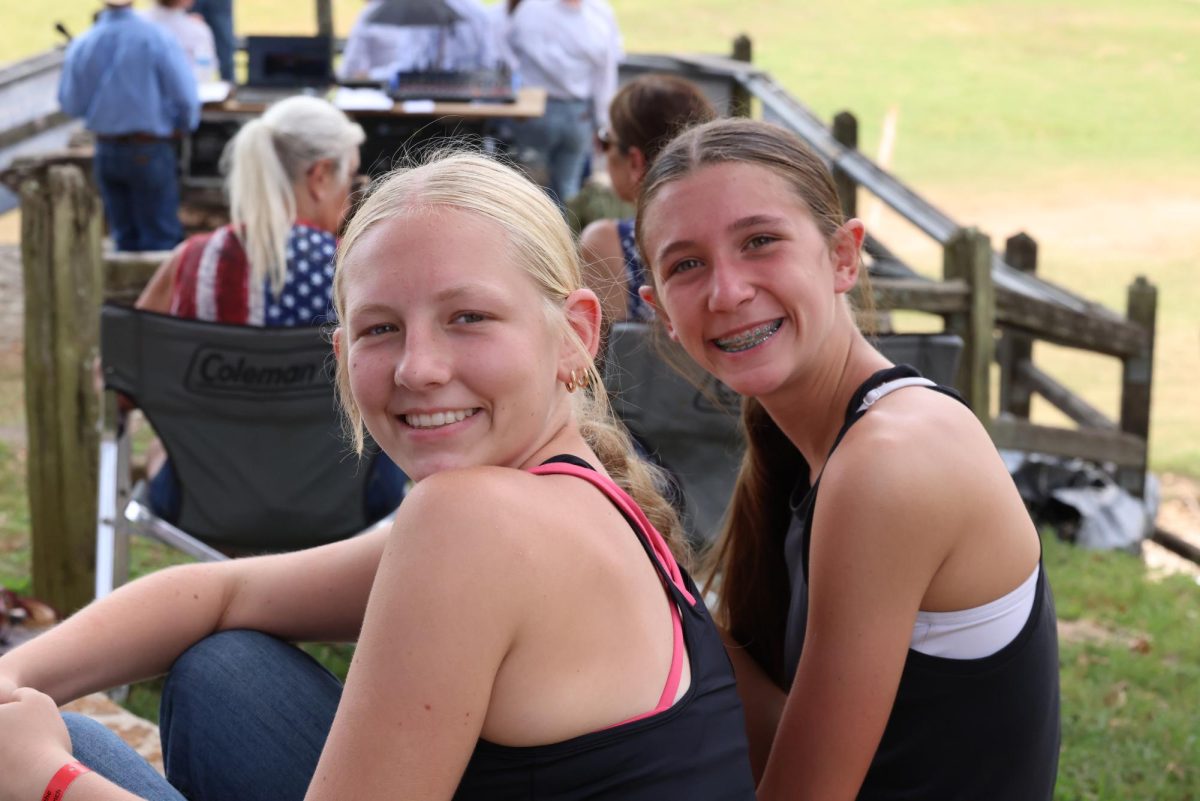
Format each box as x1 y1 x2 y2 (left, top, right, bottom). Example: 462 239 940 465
722 634 785 782
0 563 232 704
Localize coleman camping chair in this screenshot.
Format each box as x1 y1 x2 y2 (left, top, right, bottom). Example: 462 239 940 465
96 304 402 598
603 322 744 549
602 323 964 550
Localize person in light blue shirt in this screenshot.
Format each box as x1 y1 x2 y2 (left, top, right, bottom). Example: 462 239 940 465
58 0 200 252
339 0 502 81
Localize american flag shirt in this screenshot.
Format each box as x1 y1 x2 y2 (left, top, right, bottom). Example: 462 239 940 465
169 222 336 327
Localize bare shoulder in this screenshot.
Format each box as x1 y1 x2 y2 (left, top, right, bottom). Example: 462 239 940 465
579 218 623 264
832 386 999 492
817 387 1002 558
390 467 576 573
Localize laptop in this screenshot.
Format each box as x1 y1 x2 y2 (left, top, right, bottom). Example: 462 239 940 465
388 68 517 104
237 35 334 105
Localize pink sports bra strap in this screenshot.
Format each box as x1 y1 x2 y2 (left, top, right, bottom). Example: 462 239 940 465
529 461 692 723
528 462 695 604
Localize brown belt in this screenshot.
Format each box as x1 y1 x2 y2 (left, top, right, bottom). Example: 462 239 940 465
96 132 179 144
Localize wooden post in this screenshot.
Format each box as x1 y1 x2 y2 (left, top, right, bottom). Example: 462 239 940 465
316 0 334 39
730 34 753 117
20 164 103 616
997 232 1037 419
943 228 994 423
831 111 858 221
1117 275 1156 498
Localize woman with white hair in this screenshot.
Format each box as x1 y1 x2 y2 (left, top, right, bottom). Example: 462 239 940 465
139 94 364 325
136 95 405 524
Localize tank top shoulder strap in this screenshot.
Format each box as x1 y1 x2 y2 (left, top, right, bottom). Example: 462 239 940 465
529 456 696 607
530 455 692 726
828 364 967 456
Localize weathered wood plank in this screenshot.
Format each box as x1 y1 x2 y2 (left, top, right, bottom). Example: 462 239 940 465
316 0 334 37
1151 528 1200 566
991 418 1146 466
729 35 753 117
831 111 857 221
104 252 168 305
1018 361 1116 431
994 288 1145 358
943 228 993 423
1117 276 1156 497
997 233 1037 418
22 164 103 615
868 277 969 315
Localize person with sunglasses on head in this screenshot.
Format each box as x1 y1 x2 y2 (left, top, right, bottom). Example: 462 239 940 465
579 73 715 328
0 151 757 801
636 118 1061 800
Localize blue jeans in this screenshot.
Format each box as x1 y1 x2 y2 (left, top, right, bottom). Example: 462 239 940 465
191 0 235 82
65 630 342 801
509 98 592 207
94 140 183 252
149 453 408 524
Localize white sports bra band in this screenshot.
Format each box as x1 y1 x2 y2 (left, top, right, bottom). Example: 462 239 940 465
856 376 937 412
856 373 1038 660
910 564 1040 660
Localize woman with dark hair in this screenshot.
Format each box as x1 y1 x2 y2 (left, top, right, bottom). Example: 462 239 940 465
635 117 1061 800
579 73 715 326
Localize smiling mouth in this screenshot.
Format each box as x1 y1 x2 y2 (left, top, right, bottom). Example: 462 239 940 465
713 320 783 353
402 408 479 429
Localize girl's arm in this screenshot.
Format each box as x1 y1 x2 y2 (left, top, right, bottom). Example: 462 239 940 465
304 470 535 800
0 528 387 706
756 432 957 801
722 632 786 783
134 244 183 313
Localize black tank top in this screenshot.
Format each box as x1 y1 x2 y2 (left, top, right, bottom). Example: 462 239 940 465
783 366 1061 800
453 455 756 800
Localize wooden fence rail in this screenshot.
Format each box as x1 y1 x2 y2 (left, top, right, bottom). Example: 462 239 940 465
820 107 1157 487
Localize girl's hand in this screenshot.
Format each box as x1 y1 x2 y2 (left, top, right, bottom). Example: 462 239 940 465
0 688 75 801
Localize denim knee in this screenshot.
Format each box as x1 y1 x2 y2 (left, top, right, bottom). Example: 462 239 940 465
159 630 343 801
64 712 185 801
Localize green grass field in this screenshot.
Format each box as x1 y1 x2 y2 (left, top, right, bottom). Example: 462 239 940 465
3 3 1199 799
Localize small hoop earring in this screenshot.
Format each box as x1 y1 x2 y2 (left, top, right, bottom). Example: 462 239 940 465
565 374 577 393
575 368 591 390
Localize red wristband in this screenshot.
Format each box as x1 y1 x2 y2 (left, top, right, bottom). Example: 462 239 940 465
42 761 91 801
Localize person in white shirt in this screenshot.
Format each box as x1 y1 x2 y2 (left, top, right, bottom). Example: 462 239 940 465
141 0 219 84
506 0 622 207
339 0 500 82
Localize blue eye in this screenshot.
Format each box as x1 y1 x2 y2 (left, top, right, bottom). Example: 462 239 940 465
669 258 702 277
453 312 486 324
361 323 395 337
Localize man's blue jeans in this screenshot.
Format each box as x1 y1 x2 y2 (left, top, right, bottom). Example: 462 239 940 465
509 98 592 208
64 630 342 801
94 139 183 253
191 0 235 82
